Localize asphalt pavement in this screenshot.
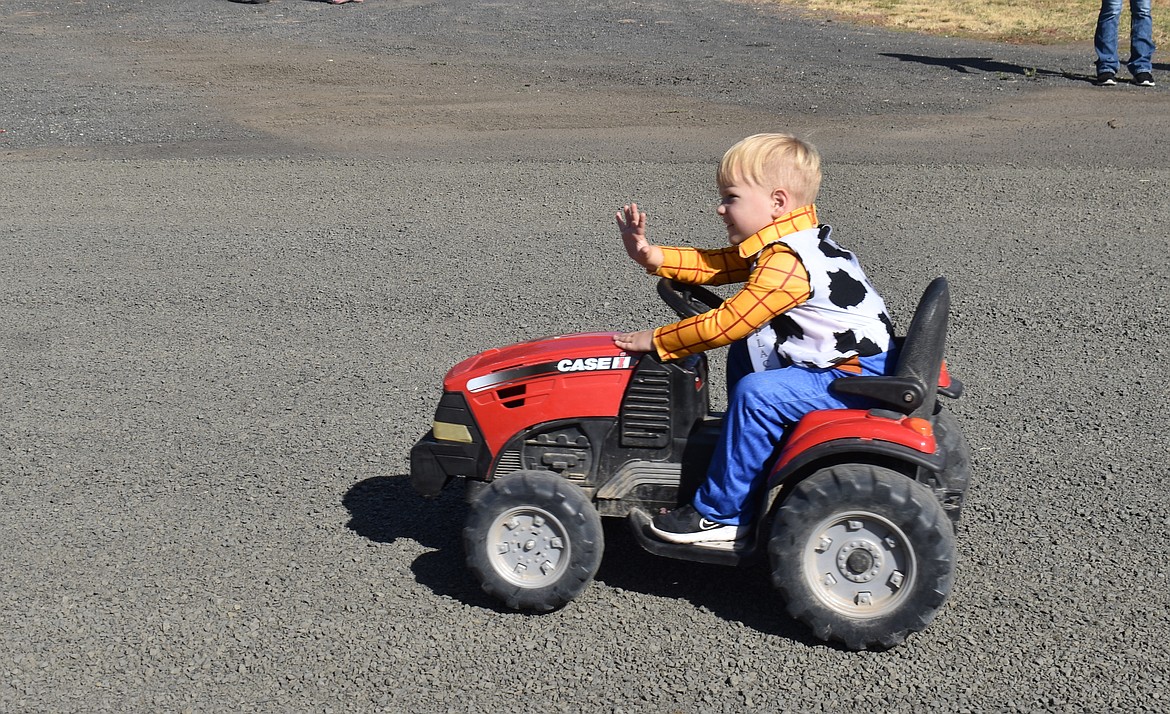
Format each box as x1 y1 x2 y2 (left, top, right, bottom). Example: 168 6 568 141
2 1 1169 711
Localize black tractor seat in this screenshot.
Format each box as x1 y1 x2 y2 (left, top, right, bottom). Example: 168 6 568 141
831 276 951 419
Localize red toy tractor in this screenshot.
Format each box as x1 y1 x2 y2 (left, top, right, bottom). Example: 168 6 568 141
410 276 970 650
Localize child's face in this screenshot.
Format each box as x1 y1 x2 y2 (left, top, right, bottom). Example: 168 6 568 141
717 181 784 246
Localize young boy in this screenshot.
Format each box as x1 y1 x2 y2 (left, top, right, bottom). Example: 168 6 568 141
614 133 895 544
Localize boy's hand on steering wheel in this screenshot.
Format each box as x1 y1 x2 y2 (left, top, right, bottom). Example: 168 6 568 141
616 203 663 272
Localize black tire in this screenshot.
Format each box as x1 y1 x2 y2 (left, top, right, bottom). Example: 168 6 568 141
463 470 603 612
933 405 972 523
768 464 955 650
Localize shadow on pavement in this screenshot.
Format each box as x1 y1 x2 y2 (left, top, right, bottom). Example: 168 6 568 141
343 476 834 645
594 520 829 648
881 53 1095 83
343 474 463 550
342 475 512 609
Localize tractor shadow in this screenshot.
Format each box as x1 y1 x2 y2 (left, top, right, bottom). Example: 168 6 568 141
342 475 833 646
593 520 829 648
343 475 506 609
343 474 461 550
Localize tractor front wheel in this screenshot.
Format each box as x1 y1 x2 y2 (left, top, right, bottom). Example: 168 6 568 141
463 470 603 612
769 464 955 650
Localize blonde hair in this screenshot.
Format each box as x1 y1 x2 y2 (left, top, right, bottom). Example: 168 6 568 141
717 133 822 206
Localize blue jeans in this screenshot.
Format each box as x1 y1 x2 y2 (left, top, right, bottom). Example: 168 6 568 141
692 341 892 526
1095 0 1156 75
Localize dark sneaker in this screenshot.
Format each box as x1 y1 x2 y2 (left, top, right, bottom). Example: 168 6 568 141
650 505 745 543
1134 72 1155 87
1096 72 1117 86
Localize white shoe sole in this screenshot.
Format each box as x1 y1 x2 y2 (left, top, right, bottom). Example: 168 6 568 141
648 522 745 544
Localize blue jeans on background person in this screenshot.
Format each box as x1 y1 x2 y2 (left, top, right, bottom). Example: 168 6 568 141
693 340 892 526
1095 0 1156 75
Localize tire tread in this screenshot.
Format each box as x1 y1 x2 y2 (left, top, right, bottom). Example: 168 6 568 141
769 464 955 650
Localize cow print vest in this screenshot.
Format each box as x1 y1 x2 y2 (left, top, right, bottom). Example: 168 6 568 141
747 225 894 372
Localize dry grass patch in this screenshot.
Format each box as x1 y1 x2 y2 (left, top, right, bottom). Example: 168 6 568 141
778 0 1170 45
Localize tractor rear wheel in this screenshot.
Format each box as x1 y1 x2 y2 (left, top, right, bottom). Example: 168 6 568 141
768 464 955 650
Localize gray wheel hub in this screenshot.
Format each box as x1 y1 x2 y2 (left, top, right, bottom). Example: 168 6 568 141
804 511 916 617
487 506 569 588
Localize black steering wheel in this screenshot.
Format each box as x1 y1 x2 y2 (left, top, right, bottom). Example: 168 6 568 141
656 278 724 319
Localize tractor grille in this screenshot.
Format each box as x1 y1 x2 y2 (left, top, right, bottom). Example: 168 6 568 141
491 448 523 478
619 371 671 448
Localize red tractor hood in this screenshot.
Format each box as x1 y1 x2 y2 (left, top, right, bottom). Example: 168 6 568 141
442 332 642 454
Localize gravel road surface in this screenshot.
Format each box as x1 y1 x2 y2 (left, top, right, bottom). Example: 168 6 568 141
2 1 1169 711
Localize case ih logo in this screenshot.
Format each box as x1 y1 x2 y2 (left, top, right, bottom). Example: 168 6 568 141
467 355 636 392
556 355 634 372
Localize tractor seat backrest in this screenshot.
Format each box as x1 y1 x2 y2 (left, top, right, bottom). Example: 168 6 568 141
830 276 951 418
